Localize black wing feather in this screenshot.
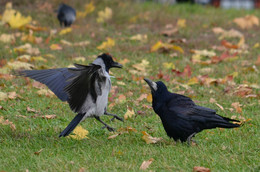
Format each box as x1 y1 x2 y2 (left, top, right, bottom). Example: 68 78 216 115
64 64 105 113
18 68 75 101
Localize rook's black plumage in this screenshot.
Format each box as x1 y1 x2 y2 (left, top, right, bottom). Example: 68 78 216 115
144 78 240 143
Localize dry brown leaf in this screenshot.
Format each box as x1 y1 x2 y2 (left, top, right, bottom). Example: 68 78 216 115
116 94 126 103
0 92 8 101
193 166 210 172
215 103 224 111
14 43 40 55
0 73 15 80
32 81 45 89
209 98 216 103
140 158 154 170
233 85 253 97
233 15 259 29
34 148 43 155
0 116 16 131
137 94 147 102
0 33 15 43
108 133 120 139
8 92 17 99
41 115 56 119
141 131 162 144
161 27 178 37
37 89 55 97
231 102 242 113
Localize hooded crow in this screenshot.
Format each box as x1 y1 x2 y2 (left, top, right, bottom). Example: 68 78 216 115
144 78 240 144
56 3 76 27
19 53 123 137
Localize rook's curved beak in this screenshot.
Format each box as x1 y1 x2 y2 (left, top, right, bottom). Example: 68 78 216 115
112 62 123 68
144 78 157 92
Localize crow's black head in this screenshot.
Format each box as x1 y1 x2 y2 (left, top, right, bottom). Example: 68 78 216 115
98 53 123 72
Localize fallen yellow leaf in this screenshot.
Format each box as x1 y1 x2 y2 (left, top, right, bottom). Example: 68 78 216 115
97 7 112 23
73 57 85 62
50 44 62 50
69 125 89 140
163 62 175 70
14 43 40 55
177 19 186 28
7 61 34 70
141 131 162 144
77 2 95 18
59 28 72 35
97 37 115 50
151 41 184 53
124 108 135 120
8 11 32 28
146 93 152 103
130 34 147 42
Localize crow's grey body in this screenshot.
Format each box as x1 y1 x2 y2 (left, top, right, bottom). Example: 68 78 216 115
78 58 111 121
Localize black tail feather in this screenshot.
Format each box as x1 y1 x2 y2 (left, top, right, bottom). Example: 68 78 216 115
59 113 85 137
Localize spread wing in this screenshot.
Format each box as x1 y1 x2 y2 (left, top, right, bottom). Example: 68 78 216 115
64 64 106 113
18 68 75 101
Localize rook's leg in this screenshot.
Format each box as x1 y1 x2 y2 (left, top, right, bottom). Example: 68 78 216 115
187 132 197 145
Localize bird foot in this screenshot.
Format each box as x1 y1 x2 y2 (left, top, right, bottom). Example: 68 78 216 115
105 112 124 122
187 132 197 146
101 125 115 132
110 116 124 122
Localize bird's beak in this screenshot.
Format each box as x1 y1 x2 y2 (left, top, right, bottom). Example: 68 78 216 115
111 62 123 68
144 78 157 92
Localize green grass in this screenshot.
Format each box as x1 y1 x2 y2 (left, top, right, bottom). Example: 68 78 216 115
0 1 259 171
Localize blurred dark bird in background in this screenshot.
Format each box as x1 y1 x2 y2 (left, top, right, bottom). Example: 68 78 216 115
144 78 241 144
56 3 76 27
19 53 123 137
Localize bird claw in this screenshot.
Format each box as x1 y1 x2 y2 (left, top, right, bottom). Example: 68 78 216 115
101 125 115 132
110 116 124 122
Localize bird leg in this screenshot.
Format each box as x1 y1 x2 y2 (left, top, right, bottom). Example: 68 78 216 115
94 116 115 132
187 132 197 146
104 112 124 122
